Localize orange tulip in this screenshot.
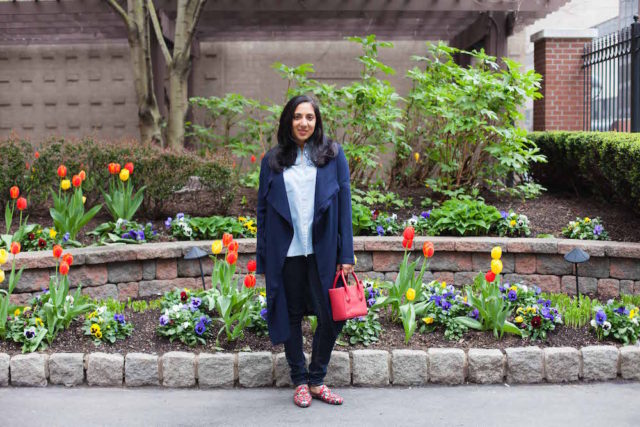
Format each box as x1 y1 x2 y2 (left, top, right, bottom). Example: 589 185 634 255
78 170 86 181
72 175 82 188
10 242 20 255
124 162 134 174
62 253 74 267
227 240 239 253
59 261 70 275
34 151 40 159
222 233 233 247
57 165 67 178
9 186 19 199
422 241 435 258
52 245 63 258
244 274 256 288
226 251 238 265
16 197 27 211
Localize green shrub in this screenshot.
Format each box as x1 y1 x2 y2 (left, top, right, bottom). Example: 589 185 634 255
0 138 236 218
428 197 502 236
530 131 640 212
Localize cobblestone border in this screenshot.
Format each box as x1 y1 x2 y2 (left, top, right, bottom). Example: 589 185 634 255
8 236 640 304
2 346 639 388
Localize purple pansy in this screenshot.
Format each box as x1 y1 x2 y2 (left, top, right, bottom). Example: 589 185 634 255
593 225 603 236
164 217 172 228
595 310 607 326
159 315 169 326
376 225 385 236
507 290 517 301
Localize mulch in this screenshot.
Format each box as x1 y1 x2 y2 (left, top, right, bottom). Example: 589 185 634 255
0 301 611 356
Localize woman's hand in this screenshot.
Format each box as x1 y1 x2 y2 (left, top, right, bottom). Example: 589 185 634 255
336 264 354 275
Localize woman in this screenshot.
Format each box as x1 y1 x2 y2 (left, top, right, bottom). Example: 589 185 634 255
256 95 354 408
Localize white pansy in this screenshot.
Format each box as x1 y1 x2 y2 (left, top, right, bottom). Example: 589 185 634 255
172 305 180 312
182 322 190 329
391 213 397 221
97 306 106 314
590 319 597 327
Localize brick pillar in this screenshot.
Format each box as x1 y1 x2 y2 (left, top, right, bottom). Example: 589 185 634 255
531 29 597 131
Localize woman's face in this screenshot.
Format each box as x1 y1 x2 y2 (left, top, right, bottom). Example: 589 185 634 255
291 102 316 145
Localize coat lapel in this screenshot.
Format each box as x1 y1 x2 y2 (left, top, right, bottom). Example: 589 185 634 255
314 161 339 223
266 172 293 226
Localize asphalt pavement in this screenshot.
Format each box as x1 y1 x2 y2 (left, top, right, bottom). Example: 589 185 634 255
1 382 639 427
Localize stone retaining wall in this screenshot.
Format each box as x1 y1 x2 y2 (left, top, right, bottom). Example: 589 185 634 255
2 346 639 388
6 237 640 304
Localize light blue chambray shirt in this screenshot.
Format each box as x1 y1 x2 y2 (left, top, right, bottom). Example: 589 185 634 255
283 143 317 257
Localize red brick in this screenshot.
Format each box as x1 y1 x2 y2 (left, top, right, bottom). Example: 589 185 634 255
10 292 33 305
372 252 404 272
597 279 620 300
610 258 640 280
515 254 536 274
118 282 139 301
432 271 454 285
69 264 108 288
156 259 178 280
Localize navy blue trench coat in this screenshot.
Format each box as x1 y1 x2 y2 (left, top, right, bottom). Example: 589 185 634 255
256 144 354 345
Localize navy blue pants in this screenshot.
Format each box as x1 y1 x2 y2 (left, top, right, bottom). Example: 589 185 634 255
282 255 343 386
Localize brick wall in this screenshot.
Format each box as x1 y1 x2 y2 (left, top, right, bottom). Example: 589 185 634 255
531 30 597 131
5 237 640 305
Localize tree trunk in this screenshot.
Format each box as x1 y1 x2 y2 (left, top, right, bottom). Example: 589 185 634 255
165 0 206 150
107 0 163 146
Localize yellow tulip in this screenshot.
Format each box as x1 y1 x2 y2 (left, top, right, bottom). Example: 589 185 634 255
515 316 524 323
0 249 7 264
354 254 358 265
491 259 503 275
61 179 71 190
211 240 223 255
119 169 130 182
49 229 57 239
490 246 502 260
82 196 86 204
423 316 434 325
413 152 420 162
0 269 4 283
406 288 416 301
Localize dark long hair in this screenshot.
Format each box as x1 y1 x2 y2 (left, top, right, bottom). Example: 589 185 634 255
268 95 338 173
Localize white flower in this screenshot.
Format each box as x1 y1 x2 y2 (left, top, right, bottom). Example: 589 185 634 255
607 299 614 306
407 216 418 225
590 319 597 328
65 295 74 304
258 295 266 305
391 213 397 221
521 285 528 292
97 306 106 314
172 305 180 313
603 321 612 331
182 322 190 329
632 318 638 326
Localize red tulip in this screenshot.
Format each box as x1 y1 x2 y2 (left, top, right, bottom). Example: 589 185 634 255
34 151 40 159
244 274 256 288
57 165 67 178
9 186 19 199
62 253 74 267
402 238 413 249
52 245 63 258
16 197 27 211
250 155 256 163
226 251 238 265
403 226 415 241
247 260 257 273
72 175 82 188
485 271 496 283
227 240 239 253
422 241 434 258
10 242 21 255
222 233 233 247
124 162 134 174
59 261 69 275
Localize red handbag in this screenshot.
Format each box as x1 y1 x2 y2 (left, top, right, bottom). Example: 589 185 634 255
328 270 368 321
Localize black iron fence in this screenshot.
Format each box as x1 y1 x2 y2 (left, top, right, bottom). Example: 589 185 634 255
582 19 640 132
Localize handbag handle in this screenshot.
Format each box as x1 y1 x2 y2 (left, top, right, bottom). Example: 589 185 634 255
332 270 364 302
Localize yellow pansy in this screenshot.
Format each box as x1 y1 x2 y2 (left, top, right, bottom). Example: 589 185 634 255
61 179 71 190
49 229 57 239
119 169 130 182
441 282 447 289
584 217 591 223
516 307 524 314
87 311 96 319
515 316 524 323
491 246 502 260
211 240 223 255
510 220 516 227
95 331 102 339
259 290 266 297
0 269 4 283
406 288 416 301
90 324 101 335
238 216 247 222
491 259 503 275
630 309 637 319
0 248 7 264
423 317 434 325
463 296 467 303
35 318 44 327
14 308 20 317
510 285 518 292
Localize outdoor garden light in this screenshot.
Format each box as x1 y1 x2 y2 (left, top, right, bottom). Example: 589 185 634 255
184 246 208 289
564 248 590 297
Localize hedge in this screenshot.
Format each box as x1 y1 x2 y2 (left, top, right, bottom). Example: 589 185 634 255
0 138 235 218
529 131 640 213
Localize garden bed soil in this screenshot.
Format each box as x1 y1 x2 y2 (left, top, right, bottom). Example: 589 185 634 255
17 186 640 246
0 300 611 356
